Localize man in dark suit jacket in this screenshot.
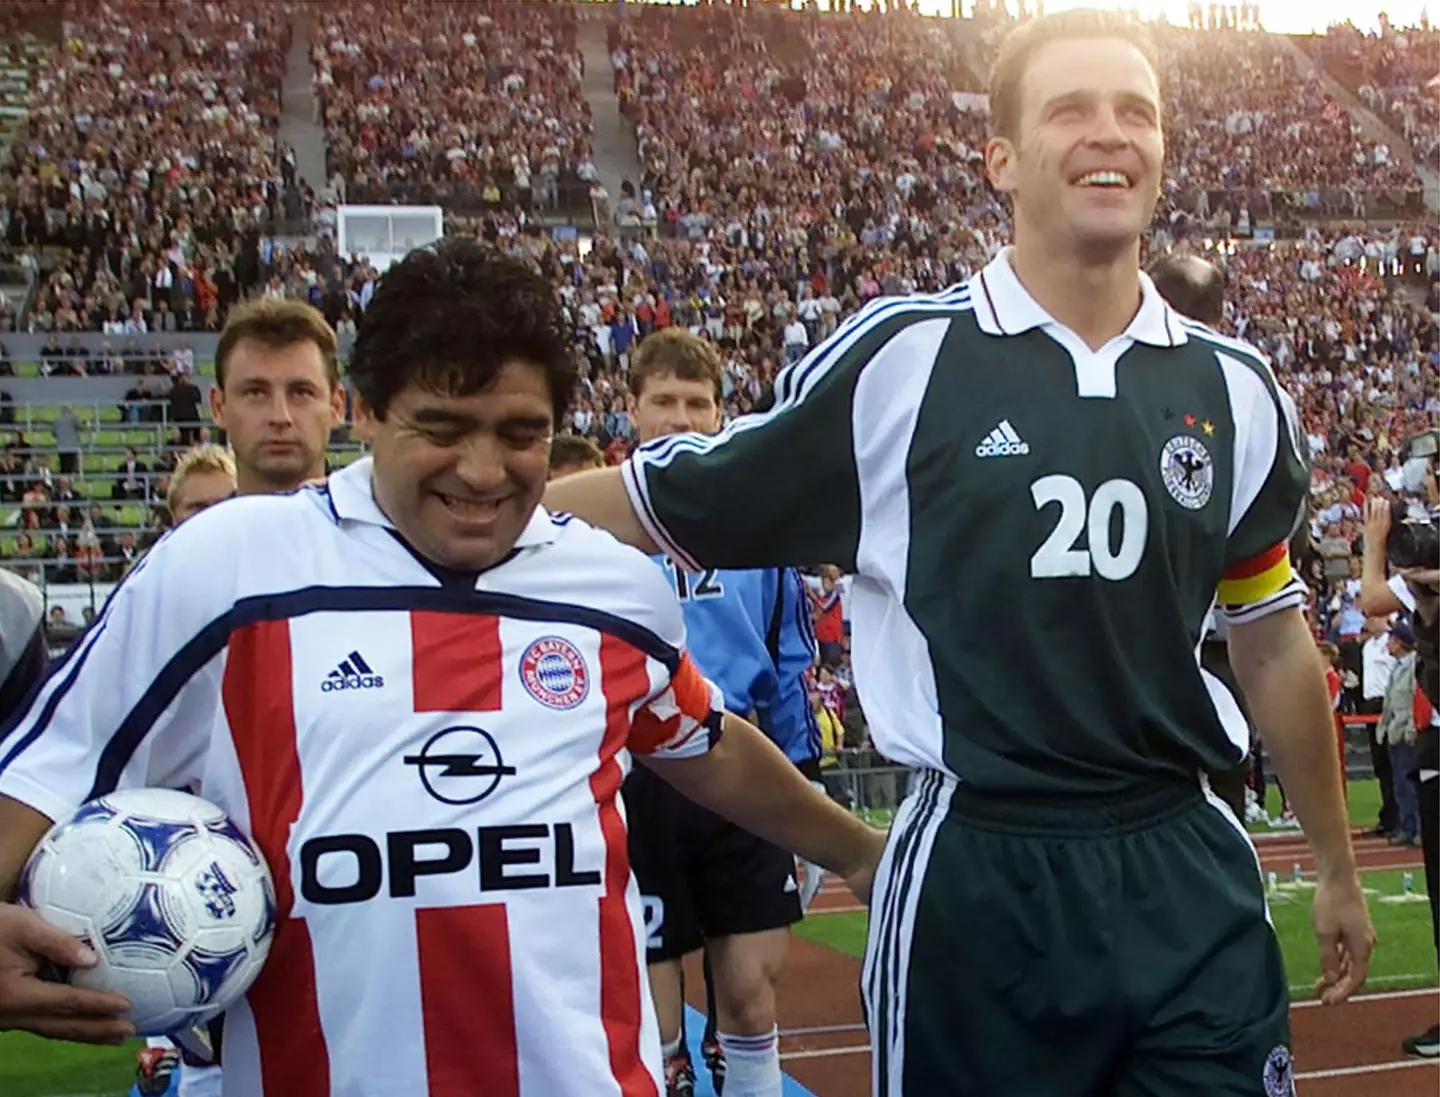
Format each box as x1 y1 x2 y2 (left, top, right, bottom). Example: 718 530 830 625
114 447 148 501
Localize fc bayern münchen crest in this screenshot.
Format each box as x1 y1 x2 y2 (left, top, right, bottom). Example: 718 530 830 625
1262 1044 1295 1097
1160 434 1214 510
520 636 590 710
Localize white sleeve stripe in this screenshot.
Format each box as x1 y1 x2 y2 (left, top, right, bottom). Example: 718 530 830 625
1216 351 1279 537
619 459 703 573
630 289 973 474
1220 575 1308 624
773 286 969 407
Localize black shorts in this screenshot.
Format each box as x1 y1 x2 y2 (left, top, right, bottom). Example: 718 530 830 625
625 765 803 964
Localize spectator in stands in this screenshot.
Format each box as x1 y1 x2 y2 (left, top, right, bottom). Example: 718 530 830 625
44 538 74 586
113 448 149 503
5 533 40 585
50 407 80 477
1378 620 1421 847
169 376 204 447
112 533 141 580
207 300 346 495
1356 612 1402 836
119 378 151 425
807 566 846 667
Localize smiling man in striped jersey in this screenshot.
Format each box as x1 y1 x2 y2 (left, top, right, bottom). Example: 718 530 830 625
0 242 884 1097
546 9 1372 1095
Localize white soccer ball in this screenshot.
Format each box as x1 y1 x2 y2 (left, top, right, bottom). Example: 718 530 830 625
17 788 277 1036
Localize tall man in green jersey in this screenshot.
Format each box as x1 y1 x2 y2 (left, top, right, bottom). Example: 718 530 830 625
547 10 1374 1095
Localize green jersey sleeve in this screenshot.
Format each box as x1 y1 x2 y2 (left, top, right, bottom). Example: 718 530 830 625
620 297 953 572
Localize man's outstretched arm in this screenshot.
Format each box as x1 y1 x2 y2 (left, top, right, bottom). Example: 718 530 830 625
543 465 659 553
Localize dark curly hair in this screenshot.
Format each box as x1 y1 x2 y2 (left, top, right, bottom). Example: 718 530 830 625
347 238 577 425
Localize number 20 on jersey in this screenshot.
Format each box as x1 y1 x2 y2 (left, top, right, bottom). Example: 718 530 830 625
1030 474 1148 581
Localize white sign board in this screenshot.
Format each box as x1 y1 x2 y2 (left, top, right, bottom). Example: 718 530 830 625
336 205 445 273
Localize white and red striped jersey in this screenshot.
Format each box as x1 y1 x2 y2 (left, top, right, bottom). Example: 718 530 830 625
0 457 725 1097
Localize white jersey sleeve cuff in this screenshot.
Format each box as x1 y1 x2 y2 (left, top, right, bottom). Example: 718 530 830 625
0 770 74 830
1220 573 1308 625
620 456 702 573
1388 573 1418 613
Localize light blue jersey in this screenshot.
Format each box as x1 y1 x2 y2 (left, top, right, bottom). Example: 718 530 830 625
653 558 821 773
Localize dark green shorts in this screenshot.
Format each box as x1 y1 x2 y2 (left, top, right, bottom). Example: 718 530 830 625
861 770 1292 1096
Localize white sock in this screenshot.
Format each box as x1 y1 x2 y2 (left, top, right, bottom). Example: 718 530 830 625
661 1036 683 1062
798 856 827 912
717 1027 782 1097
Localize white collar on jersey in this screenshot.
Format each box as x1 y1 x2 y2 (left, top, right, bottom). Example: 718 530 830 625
972 246 1187 348
325 456 557 548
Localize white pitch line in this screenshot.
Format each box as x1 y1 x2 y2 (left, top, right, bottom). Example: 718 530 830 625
780 1022 868 1037
1292 986 1439 1009
1295 1058 1439 1081
780 1044 870 1061
777 1045 1440 1076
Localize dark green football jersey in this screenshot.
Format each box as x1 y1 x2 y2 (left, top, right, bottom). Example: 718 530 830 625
622 251 1308 795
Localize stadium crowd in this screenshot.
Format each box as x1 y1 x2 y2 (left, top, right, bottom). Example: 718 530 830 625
1155 25 1418 200
0 0 303 338
1315 21 1440 176
314 0 599 213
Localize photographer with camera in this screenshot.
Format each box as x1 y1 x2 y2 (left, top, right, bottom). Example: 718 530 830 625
1357 429 1439 1059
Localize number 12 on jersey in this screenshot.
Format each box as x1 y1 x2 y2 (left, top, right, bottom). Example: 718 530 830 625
663 560 725 602
1030 474 1148 581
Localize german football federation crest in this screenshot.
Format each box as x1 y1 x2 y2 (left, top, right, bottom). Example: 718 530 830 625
520 636 590 710
1160 434 1214 510
1262 1044 1295 1097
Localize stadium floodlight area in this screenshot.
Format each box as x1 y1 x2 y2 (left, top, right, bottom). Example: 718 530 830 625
336 205 445 272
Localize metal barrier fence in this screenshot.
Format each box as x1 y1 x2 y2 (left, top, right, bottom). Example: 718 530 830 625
817 718 1389 821
820 759 913 817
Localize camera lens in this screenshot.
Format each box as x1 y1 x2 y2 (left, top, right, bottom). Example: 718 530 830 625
1387 518 1440 571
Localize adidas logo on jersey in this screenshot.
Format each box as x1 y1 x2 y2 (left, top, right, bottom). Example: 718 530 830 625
321 650 385 692
974 419 1030 457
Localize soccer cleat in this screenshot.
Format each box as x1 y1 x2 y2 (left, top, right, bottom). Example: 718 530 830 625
1403 1024 1439 1058
134 1046 180 1097
702 1036 727 1094
665 1053 697 1097
702 1037 727 1092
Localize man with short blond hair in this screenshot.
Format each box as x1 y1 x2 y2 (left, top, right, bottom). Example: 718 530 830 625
165 446 238 527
